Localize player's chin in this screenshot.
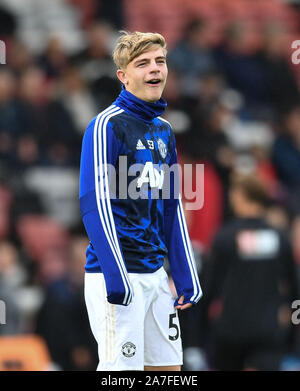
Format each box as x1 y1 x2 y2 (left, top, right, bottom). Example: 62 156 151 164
146 88 163 102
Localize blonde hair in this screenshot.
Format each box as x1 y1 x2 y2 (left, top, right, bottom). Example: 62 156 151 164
113 31 167 69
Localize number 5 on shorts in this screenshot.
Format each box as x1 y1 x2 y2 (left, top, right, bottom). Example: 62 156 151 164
168 313 179 341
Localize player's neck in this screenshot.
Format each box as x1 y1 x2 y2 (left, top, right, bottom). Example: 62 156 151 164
113 85 167 123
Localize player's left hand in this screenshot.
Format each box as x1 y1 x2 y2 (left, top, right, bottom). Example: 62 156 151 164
174 295 193 310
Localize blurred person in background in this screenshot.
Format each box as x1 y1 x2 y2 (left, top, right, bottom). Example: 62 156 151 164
0 240 27 290
214 21 270 119
38 36 70 79
0 4 16 36
35 236 97 370
0 70 19 167
7 40 35 77
272 104 300 273
161 68 192 150
94 0 124 30
15 67 51 142
265 204 291 232
256 21 300 116
72 21 121 109
73 21 120 109
55 65 97 135
184 71 226 118
186 96 236 221
272 105 300 200
272 103 300 278
14 134 41 172
199 175 298 370
168 18 217 97
0 183 13 240
15 66 82 167
74 21 115 78
0 240 26 335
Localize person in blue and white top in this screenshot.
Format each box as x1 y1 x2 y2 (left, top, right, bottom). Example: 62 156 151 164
79 31 202 371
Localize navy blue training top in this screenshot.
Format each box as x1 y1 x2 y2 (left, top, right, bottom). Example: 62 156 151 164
79 86 202 306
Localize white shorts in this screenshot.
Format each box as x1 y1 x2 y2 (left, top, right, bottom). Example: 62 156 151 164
84 267 183 371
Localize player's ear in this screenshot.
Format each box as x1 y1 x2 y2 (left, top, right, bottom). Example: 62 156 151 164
116 69 128 85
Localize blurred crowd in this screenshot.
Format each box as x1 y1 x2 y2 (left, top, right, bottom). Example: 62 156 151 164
0 0 300 371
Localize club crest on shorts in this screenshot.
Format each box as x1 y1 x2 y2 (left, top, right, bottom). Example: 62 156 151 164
157 138 167 159
121 342 136 358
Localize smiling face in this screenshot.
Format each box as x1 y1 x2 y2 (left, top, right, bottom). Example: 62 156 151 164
116 45 168 102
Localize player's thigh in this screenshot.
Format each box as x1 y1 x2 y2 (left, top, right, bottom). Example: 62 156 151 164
84 273 106 344
84 272 145 371
144 269 183 367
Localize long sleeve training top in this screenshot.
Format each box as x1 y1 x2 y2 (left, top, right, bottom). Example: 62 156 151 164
79 86 202 306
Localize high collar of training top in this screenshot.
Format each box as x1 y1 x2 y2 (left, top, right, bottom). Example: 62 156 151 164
113 84 167 123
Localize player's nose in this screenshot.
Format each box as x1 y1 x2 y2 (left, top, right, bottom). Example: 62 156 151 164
149 59 160 73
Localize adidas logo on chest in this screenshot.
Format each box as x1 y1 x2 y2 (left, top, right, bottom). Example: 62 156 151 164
136 139 154 150
136 139 146 150
135 138 168 159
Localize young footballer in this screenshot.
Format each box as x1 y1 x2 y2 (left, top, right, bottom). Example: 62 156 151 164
79 31 202 371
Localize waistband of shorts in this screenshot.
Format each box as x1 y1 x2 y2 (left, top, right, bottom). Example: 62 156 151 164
85 265 167 277
129 265 166 277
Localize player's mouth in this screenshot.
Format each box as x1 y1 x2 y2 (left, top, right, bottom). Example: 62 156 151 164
146 79 162 87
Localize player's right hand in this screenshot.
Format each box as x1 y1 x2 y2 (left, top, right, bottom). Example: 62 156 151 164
106 285 133 306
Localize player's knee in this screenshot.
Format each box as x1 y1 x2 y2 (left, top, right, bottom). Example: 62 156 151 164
144 365 181 371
